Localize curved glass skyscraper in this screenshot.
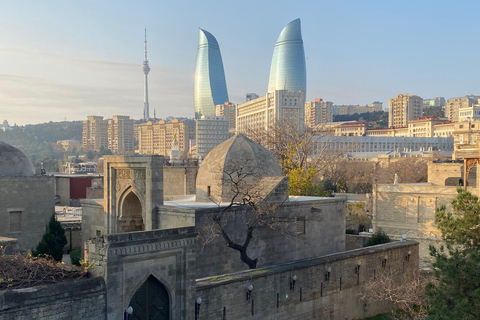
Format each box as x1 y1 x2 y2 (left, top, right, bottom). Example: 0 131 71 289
194 29 229 120
267 19 306 98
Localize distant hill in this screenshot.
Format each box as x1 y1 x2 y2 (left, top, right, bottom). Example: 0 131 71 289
0 121 83 172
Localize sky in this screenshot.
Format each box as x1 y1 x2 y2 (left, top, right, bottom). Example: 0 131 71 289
0 0 479 125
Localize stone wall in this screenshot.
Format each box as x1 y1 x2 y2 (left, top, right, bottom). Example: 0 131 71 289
427 162 463 186
84 227 197 320
191 198 346 278
373 183 457 263
196 241 419 320
0 176 54 251
345 234 371 250
163 166 197 198
0 277 106 320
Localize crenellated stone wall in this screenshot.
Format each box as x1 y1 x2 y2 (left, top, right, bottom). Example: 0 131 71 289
195 241 419 320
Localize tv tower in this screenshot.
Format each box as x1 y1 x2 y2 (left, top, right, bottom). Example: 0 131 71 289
142 28 150 120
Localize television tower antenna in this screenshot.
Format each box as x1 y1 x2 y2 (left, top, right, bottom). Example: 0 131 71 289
142 28 150 120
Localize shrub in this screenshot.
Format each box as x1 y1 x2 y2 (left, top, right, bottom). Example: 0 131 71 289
70 249 81 266
365 229 390 247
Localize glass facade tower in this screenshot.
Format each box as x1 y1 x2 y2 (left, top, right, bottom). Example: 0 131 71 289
267 19 306 98
194 29 229 120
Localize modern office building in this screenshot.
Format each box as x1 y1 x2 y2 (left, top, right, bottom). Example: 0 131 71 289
83 116 108 151
196 115 229 159
193 29 229 120
305 99 334 127
388 94 423 128
108 116 134 154
267 18 306 99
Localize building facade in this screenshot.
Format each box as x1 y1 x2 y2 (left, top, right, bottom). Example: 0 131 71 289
137 119 196 158
82 116 108 151
108 115 134 154
267 18 306 99
304 98 334 127
444 95 480 122
388 94 423 128
333 102 383 116
236 90 305 136
195 115 229 159
215 102 236 132
193 29 229 120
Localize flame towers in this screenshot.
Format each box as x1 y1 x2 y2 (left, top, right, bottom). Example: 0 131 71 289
194 29 229 120
267 18 306 98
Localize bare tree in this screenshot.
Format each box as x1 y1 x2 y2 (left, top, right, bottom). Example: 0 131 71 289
198 156 305 269
359 270 431 320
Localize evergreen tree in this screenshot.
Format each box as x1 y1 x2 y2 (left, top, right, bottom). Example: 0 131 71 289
426 188 480 319
33 213 67 262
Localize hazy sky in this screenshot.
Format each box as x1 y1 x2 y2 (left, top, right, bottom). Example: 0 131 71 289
1 0 479 125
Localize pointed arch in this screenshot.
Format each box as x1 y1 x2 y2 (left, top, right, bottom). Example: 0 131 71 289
128 275 170 320
118 188 144 233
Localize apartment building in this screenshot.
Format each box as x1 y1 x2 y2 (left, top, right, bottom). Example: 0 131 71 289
82 116 108 151
304 99 334 128
108 115 134 154
137 118 196 158
388 94 423 128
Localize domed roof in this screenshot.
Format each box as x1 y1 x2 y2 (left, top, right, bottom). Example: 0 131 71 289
0 141 35 177
196 134 283 202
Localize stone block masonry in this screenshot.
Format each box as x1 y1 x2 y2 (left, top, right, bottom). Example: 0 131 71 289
196 240 418 320
0 277 106 319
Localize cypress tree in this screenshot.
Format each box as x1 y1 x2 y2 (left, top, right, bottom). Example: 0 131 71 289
33 213 67 262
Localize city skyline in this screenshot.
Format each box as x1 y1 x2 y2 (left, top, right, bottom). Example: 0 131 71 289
0 1 479 125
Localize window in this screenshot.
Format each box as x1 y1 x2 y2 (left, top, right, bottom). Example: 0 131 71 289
296 217 306 234
9 211 22 233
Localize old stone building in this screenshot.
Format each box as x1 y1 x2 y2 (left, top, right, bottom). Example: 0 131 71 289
0 141 54 251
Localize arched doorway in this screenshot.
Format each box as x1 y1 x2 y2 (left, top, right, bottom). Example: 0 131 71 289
128 275 170 320
119 191 144 233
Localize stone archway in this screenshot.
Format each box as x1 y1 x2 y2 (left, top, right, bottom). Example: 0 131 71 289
119 191 144 233
128 275 170 320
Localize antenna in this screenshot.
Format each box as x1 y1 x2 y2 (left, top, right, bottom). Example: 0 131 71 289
144 28 148 61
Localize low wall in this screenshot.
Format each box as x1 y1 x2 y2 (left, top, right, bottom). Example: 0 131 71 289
0 277 106 320
196 241 418 320
345 234 371 250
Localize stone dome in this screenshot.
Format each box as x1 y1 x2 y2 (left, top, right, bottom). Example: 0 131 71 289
0 141 35 177
196 133 283 202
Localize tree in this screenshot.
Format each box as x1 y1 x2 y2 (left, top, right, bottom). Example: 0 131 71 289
199 156 307 269
244 117 342 196
360 270 430 320
426 188 480 319
33 213 67 262
365 229 390 247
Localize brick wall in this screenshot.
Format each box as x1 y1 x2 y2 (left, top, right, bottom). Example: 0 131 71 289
0 277 106 319
196 241 418 320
